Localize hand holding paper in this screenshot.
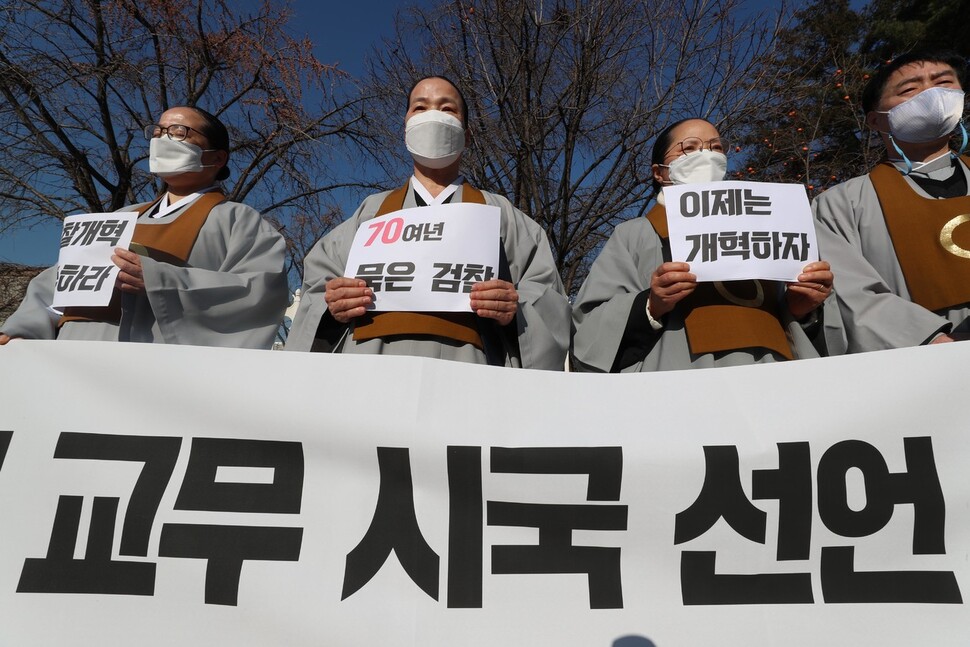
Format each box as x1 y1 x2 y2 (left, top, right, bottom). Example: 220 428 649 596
113 248 146 294
785 260 834 319
469 279 518 325
325 277 374 323
648 262 697 318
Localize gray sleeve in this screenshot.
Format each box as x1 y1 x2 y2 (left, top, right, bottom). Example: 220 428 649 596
141 202 289 349
0 266 59 339
812 180 951 352
285 193 385 352
494 195 570 370
571 221 659 372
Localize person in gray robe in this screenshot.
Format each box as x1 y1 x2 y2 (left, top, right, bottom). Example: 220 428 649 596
286 76 569 370
572 118 832 372
0 106 288 349
813 50 970 353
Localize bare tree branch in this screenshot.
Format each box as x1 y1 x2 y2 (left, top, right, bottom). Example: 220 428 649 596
0 0 374 283
359 0 788 294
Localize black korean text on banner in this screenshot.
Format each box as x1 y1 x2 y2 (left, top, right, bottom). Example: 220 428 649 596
675 437 961 606
447 446 483 608
343 446 627 610
487 447 628 609
159 437 305 606
342 447 440 600
817 438 960 604
17 433 304 606
18 432 182 596
0 430 12 473
676 443 814 604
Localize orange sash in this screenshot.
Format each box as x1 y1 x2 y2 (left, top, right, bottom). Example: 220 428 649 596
869 156 970 311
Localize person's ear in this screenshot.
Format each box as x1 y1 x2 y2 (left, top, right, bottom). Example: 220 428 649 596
865 110 884 132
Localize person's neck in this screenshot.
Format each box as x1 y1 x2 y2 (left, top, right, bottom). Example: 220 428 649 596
165 189 195 204
164 183 215 204
885 135 953 164
413 163 461 198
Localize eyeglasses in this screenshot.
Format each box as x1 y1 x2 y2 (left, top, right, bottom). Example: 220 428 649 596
666 136 726 158
143 124 203 142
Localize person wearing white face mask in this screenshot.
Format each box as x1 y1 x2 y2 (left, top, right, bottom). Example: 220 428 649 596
286 76 569 368
814 50 970 352
0 105 288 348
572 118 834 372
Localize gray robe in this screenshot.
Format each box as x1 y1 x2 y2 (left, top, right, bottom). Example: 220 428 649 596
571 217 823 372
812 155 970 353
286 184 570 370
2 198 288 349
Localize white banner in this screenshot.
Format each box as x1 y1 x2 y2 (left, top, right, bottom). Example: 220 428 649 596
344 203 501 311
663 181 818 282
52 212 137 308
0 341 968 646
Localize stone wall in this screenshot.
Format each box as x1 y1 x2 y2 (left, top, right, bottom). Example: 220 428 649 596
0 263 45 328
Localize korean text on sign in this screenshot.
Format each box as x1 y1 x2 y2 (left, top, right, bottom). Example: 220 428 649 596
52 212 138 308
663 181 819 282
344 203 501 312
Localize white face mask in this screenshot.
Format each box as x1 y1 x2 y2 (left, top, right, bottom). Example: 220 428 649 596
149 137 216 178
664 150 728 184
405 110 465 169
878 87 965 144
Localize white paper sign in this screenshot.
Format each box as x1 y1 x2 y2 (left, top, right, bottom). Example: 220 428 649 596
663 181 819 282
344 203 501 311
52 212 138 308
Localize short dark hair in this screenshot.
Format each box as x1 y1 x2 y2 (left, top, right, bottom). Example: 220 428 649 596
406 75 469 129
651 118 708 192
184 105 231 181
861 50 968 114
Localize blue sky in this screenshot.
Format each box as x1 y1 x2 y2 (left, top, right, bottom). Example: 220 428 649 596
0 0 406 267
0 0 848 267
293 0 404 77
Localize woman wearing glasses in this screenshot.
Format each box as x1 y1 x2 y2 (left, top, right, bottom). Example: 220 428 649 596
571 118 833 372
0 106 288 348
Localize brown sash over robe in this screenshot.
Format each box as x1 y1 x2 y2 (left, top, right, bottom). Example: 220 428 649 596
869 156 970 312
58 191 226 327
352 182 489 348
646 204 793 359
